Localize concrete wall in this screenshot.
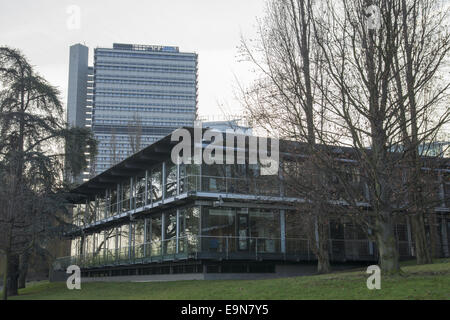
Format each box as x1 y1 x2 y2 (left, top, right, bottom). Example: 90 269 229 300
51 263 360 283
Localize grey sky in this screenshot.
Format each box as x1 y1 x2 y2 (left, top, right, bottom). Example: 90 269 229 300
0 0 266 119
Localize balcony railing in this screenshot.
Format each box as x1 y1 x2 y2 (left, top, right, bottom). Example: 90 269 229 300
72 175 287 226
180 175 281 197
52 236 413 271
72 171 448 228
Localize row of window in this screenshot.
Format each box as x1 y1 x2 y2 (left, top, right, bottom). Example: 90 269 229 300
93 119 192 127
95 154 136 161
94 114 193 121
95 51 196 61
95 78 196 87
94 100 196 108
95 134 159 141
94 106 195 114
95 164 118 172
94 73 197 83
97 144 149 152
92 125 176 136
94 87 196 95
71 207 200 258
95 65 196 74
96 150 131 155
95 92 196 100
95 60 196 70
98 146 136 151
97 138 156 144
96 157 122 163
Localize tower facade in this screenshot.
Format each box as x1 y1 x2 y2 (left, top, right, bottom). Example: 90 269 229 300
67 43 198 178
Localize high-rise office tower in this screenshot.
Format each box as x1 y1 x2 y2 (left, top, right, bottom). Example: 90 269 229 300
67 43 198 178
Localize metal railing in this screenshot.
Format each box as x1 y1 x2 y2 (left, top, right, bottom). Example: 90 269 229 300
72 173 447 227
180 175 281 197
71 175 286 226
53 236 413 271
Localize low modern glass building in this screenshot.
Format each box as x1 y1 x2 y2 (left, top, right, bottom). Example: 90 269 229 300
53 128 450 279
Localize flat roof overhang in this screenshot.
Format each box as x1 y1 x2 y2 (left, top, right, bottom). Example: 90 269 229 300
68 127 450 202
70 130 179 199
68 126 283 201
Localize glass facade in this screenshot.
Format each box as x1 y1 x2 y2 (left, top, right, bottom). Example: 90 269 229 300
61 150 449 273
71 161 283 226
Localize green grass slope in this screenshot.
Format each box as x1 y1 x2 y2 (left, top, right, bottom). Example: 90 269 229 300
9 259 450 300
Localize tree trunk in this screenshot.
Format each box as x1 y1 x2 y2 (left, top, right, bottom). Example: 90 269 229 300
6 253 19 297
374 214 400 274
18 251 30 289
429 213 440 259
2 252 8 300
314 216 331 274
411 212 432 264
316 244 331 274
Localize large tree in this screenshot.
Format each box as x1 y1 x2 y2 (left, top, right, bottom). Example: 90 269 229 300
313 0 449 273
240 0 449 274
239 0 335 273
390 0 450 264
0 46 96 299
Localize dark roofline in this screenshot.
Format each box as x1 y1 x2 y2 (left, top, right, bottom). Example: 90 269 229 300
71 128 179 196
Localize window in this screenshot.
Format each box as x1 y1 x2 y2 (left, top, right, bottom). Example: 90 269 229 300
165 162 177 198
150 165 162 202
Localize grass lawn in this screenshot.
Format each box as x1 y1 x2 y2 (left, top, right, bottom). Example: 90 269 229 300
9 259 450 300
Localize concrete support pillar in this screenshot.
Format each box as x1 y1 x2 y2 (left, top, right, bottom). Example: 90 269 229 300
177 162 181 196
406 216 414 256
441 216 449 257
104 189 108 219
280 210 286 254
368 228 374 255
129 221 133 260
438 171 446 208
198 162 202 191
115 227 119 258
92 231 96 254
279 160 286 254
176 209 180 254
104 230 108 256
279 162 285 197
130 177 134 211
161 212 166 255
145 170 149 205
85 198 88 221
143 218 148 257
94 195 98 222
162 161 166 202
116 183 120 214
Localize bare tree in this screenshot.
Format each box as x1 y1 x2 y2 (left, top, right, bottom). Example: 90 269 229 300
390 0 450 264
312 0 449 272
128 112 143 155
240 0 449 274
239 0 337 273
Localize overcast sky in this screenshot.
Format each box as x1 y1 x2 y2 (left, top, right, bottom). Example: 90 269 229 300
0 0 267 119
